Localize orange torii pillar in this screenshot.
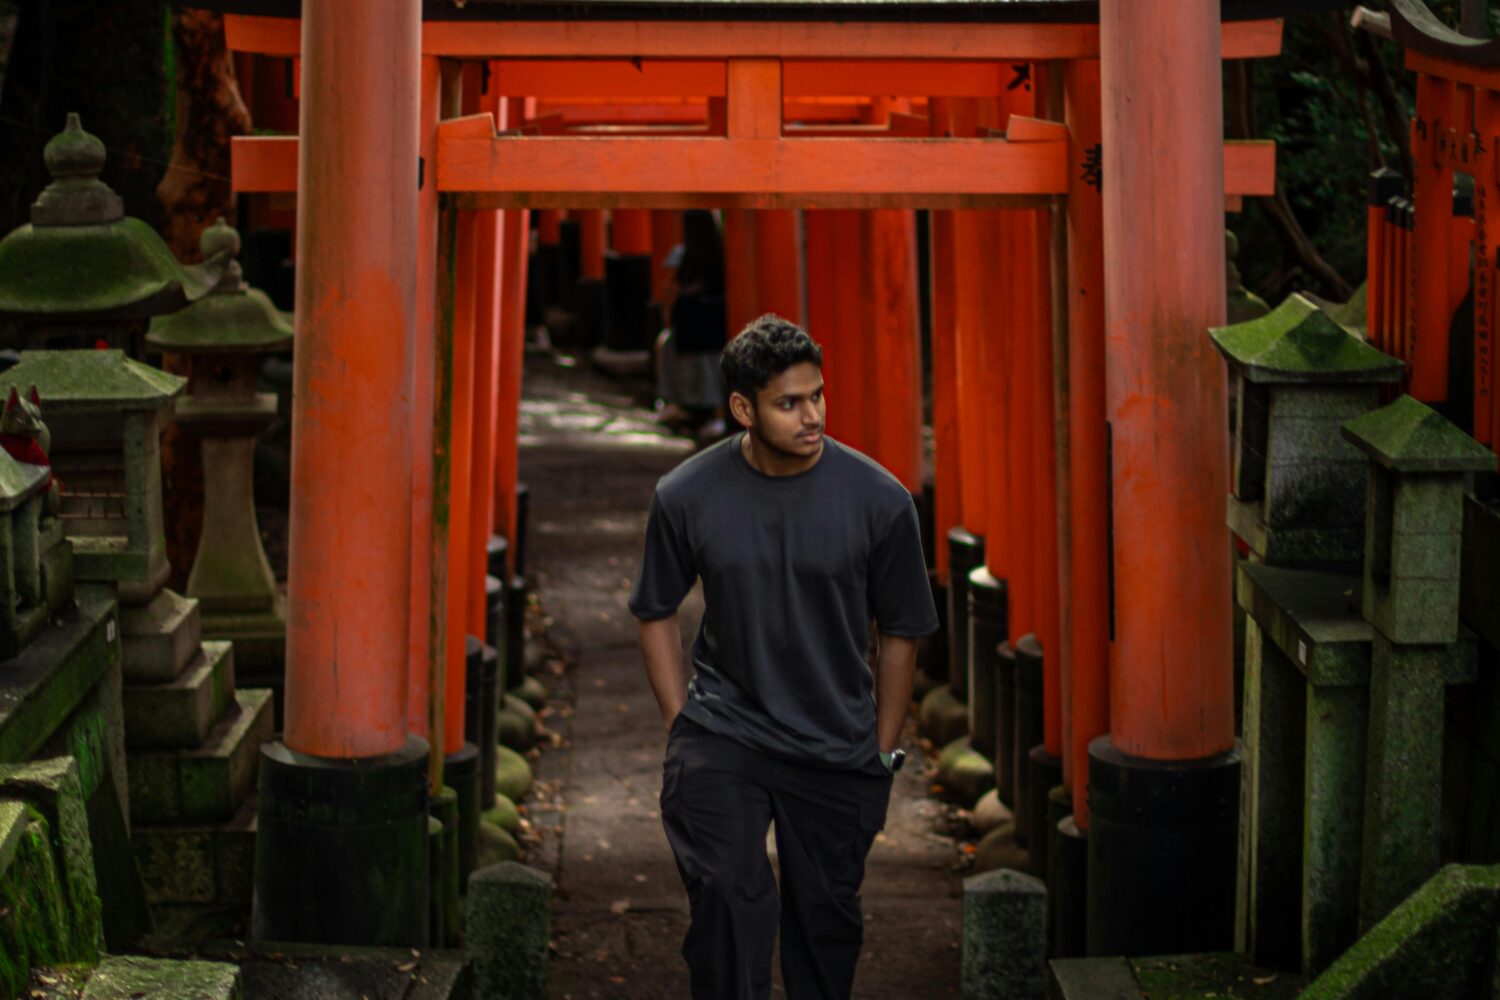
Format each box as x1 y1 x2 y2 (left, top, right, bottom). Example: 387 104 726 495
1090 0 1238 957
1051 56 1109 960
860 209 923 494
253 0 429 947
574 208 607 346
805 210 869 452
493 94 532 701
724 208 803 336
466 77 512 818
607 209 656 351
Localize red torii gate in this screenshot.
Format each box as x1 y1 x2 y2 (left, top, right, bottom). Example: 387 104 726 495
231 0 1283 949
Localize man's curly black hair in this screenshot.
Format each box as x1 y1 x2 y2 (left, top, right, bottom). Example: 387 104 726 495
720 313 823 402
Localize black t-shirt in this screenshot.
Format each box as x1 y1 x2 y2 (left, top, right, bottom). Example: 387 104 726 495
628 433 939 774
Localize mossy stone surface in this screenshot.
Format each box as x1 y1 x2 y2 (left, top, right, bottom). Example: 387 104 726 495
1303 864 1500 999
511 675 548 712
476 820 521 869
468 861 551 1000
81 955 239 1000
498 703 538 753
484 794 521 834
1342 395 1496 474
496 745 533 802
0 350 183 412
1211 294 1403 384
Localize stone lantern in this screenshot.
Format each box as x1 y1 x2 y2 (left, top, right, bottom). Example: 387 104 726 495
1212 292 1404 570
147 220 291 692
0 114 227 356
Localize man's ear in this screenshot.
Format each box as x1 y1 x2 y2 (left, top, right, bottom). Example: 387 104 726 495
727 391 755 431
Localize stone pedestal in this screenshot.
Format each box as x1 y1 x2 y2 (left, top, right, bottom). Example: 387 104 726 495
961 868 1046 1000
468 862 552 1000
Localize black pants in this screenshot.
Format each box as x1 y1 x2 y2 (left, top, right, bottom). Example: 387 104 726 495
660 714 892 1000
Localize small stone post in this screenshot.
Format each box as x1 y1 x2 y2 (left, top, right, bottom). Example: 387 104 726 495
1342 395 1493 931
961 868 1046 1000
467 861 553 1000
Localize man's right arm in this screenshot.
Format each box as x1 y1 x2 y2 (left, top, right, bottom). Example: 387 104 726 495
637 615 688 731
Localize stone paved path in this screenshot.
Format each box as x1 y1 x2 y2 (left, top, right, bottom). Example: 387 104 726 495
520 355 963 1000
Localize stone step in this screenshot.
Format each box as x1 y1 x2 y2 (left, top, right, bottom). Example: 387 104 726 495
83 954 240 999
120 588 202 683
123 641 236 750
132 796 256 907
128 688 274 826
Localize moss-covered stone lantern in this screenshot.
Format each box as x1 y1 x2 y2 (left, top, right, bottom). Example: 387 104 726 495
0 351 183 604
146 219 291 687
1342 395 1492 933
1212 293 1404 570
0 114 227 356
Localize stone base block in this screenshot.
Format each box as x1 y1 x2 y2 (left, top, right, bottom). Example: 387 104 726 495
132 797 256 906
919 684 970 747
499 696 538 752
973 822 1029 875
476 820 521 870
468 861 552 1000
82 955 240 1000
122 641 235 750
937 737 994 807
971 788 1012 836
511 675 548 712
497 745 534 803
120 589 201 683
483 794 521 834
128 689 274 826
961 868 1046 1000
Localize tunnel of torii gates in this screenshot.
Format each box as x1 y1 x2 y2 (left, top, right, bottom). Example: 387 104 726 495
217 0 1305 947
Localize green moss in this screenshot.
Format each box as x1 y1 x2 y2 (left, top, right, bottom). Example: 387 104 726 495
1211 293 1401 383
1131 953 1303 1000
0 807 94 999
1342 396 1496 474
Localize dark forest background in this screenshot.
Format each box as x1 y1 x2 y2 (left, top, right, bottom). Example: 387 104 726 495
0 1 1494 307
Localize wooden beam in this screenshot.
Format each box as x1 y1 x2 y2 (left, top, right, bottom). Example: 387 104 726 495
437 133 1068 202
496 60 725 99
225 14 1282 62
230 131 1275 207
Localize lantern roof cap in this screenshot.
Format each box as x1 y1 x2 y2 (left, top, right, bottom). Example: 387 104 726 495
0 350 185 414
1210 293 1403 385
1341 395 1497 474
147 220 294 353
0 115 230 323
0 447 50 513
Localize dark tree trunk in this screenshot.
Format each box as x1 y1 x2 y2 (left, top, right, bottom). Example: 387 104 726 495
157 9 251 591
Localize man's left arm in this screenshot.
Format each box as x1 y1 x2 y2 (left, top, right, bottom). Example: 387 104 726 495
873 632 918 754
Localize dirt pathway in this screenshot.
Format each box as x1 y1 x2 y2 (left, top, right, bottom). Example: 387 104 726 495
520 356 963 1000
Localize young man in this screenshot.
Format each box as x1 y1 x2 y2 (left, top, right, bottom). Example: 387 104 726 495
629 314 939 1000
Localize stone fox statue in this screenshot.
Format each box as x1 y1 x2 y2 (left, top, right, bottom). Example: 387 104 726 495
0 387 60 509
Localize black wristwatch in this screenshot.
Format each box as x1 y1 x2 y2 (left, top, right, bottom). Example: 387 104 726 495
880 748 907 774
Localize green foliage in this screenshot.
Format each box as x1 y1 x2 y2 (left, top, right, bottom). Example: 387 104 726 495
1232 11 1414 304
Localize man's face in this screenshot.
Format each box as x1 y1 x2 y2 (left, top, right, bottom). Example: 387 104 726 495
740 361 826 459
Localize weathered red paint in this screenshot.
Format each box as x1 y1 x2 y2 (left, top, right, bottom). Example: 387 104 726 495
285 0 420 759
1101 0 1234 760
1063 58 1109 824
